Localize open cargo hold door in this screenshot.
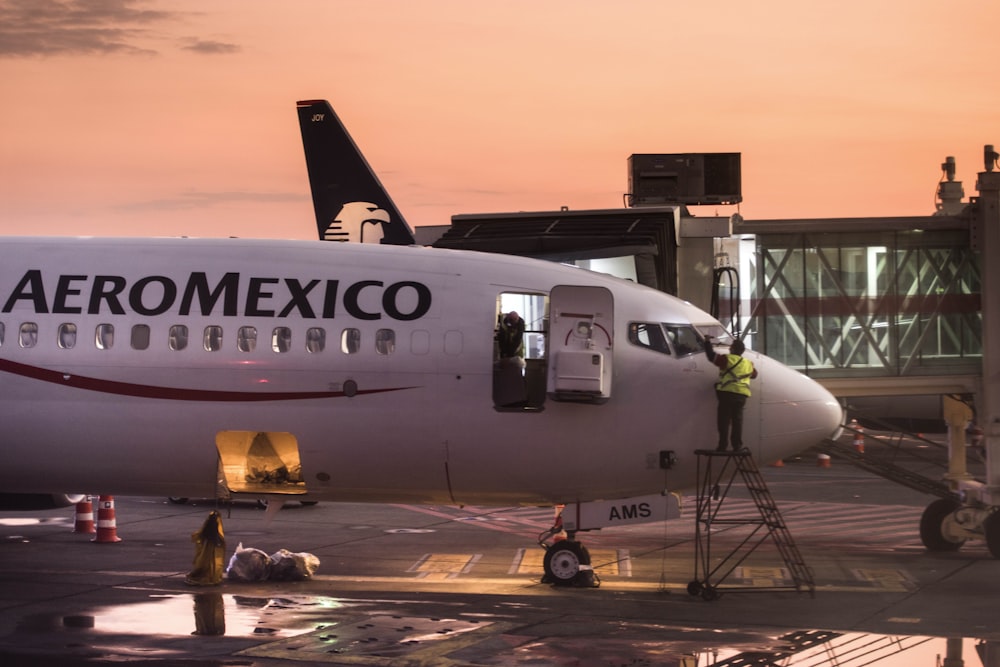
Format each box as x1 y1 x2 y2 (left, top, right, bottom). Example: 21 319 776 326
216 431 308 497
547 285 613 403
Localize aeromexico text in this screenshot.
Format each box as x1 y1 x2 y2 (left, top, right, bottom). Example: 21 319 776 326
1 271 432 321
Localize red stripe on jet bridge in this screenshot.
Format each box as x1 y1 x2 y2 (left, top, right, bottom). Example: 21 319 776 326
0 358 416 402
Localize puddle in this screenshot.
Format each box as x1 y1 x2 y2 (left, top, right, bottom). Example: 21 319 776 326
237 623 1000 666
673 634 996 667
17 594 342 639
0 517 70 527
9 593 1000 665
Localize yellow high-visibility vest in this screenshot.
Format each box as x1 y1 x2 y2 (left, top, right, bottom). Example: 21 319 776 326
716 354 754 397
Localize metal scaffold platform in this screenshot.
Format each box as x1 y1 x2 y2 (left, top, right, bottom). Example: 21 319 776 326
687 449 814 600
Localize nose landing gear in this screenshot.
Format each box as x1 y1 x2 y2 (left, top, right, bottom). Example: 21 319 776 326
538 518 600 588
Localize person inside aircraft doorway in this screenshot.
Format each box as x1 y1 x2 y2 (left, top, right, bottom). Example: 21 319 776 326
497 311 526 369
703 337 758 452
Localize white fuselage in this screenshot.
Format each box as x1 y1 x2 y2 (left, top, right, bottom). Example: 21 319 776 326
0 237 843 506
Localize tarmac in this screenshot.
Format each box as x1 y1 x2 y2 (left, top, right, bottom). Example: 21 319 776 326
1 432 999 666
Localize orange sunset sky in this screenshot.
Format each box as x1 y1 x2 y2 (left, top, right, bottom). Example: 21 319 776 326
1 0 998 241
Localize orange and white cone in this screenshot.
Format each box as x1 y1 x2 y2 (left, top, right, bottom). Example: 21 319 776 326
92 495 122 543
73 497 95 534
817 453 832 468
851 419 864 454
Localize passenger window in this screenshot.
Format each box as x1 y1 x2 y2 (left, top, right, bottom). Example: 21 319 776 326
203 326 223 352
627 322 670 355
0 322 4 346
271 327 291 353
341 328 360 354
169 325 189 351
95 323 114 350
131 324 150 350
58 323 77 349
305 327 326 353
664 324 701 356
237 326 257 353
375 329 395 355
19 322 38 348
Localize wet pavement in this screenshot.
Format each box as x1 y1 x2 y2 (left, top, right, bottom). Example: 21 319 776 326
2 436 1000 666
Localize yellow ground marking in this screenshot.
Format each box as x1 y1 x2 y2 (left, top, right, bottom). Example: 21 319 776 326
736 566 788 587
853 568 911 592
408 553 481 580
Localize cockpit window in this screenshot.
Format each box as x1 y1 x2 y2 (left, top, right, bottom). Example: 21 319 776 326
695 324 734 347
628 322 671 355
664 324 702 357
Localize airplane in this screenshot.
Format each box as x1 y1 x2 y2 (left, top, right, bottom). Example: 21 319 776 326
0 101 844 585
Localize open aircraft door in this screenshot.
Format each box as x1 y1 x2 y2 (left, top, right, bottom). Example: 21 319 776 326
547 285 614 403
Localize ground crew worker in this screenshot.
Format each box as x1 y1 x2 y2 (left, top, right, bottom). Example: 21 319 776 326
704 337 758 452
497 311 526 368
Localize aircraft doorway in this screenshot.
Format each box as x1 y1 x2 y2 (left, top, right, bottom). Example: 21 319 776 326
215 431 309 498
493 292 548 410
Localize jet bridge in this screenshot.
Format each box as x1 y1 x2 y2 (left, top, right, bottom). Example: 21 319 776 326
735 149 1000 557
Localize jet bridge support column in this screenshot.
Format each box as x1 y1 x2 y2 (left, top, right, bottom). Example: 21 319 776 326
919 150 1000 558
976 156 1000 506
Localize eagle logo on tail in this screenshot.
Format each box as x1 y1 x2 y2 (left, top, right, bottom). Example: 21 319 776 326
323 201 391 243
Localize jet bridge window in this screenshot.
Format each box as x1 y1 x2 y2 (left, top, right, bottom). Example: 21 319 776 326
58 323 77 349
131 324 150 350
169 325 188 351
272 327 292 353
628 322 671 355
237 326 257 353
203 326 223 352
305 327 326 353
19 322 38 348
95 323 114 350
375 329 395 355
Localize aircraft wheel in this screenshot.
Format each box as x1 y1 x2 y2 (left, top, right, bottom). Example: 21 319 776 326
167 497 189 505
701 586 719 602
919 498 965 552
543 541 587 586
984 511 1000 559
687 580 703 597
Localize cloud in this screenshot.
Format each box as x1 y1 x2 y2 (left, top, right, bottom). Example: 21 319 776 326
181 38 240 55
0 0 236 58
116 190 305 212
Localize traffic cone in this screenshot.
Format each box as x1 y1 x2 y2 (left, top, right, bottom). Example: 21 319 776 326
817 453 832 468
851 419 864 454
92 495 122 543
73 497 95 534
769 458 784 467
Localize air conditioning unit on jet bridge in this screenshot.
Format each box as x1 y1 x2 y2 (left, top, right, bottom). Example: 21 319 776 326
628 153 742 207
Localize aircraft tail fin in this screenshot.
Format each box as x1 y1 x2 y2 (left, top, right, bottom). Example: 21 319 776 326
296 100 415 245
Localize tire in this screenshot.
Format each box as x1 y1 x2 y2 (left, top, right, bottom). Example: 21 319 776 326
687 580 703 597
919 498 964 552
543 541 589 586
984 511 1000 559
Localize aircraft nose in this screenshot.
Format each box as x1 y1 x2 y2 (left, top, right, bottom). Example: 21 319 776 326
756 358 844 456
